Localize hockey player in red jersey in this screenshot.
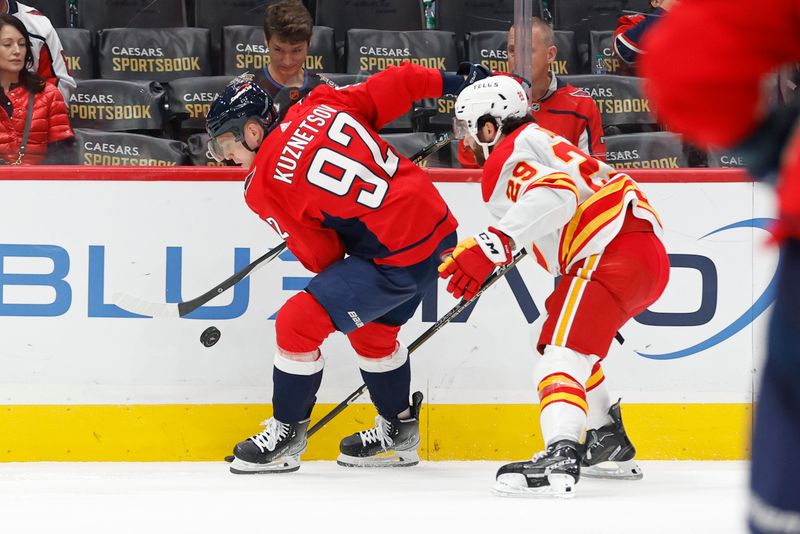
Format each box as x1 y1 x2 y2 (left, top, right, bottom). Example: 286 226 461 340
205 62 489 474
440 75 669 496
642 0 800 530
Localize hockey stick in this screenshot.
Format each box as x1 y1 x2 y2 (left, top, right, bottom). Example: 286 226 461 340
223 251 527 461
305 249 529 438
112 135 452 319
112 241 287 318
410 132 452 165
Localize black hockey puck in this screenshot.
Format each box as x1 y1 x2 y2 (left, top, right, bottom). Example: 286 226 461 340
200 326 221 347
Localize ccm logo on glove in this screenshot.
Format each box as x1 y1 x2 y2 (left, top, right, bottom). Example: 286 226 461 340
437 227 513 300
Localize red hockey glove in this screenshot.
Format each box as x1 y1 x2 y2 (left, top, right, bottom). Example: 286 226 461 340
437 227 513 300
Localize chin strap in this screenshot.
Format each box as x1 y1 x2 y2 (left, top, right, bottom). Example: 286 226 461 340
243 138 259 153
243 117 276 153
471 128 503 160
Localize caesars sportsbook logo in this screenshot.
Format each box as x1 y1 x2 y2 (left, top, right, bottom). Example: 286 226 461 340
111 46 202 75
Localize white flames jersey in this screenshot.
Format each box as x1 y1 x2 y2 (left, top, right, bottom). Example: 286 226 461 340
481 123 663 275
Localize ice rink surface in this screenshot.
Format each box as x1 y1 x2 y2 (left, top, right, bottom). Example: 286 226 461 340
0 461 748 534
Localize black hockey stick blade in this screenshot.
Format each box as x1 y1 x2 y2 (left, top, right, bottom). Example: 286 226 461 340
410 132 453 165
175 242 287 317
305 249 528 438
113 241 287 318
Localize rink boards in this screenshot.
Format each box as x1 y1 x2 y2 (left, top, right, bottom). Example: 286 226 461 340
0 168 773 461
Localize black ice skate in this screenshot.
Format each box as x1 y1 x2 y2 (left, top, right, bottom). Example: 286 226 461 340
493 439 581 498
581 399 643 480
337 391 423 468
229 417 309 474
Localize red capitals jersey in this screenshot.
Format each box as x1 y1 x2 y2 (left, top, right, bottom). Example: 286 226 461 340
458 75 606 168
641 0 800 237
244 62 458 273
642 0 800 149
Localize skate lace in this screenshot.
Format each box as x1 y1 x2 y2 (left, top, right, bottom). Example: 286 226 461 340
358 415 394 450
531 449 549 462
249 418 289 453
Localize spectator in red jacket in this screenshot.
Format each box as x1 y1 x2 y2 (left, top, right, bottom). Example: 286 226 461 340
458 18 606 167
613 0 677 66
1 0 76 101
0 14 73 165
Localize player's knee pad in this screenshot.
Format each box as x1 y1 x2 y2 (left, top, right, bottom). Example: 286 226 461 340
349 322 407 373
275 291 336 354
348 322 401 359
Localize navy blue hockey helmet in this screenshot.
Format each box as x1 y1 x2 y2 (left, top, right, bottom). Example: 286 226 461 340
206 73 279 161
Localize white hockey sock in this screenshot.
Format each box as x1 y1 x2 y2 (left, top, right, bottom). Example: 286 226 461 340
540 402 587 445
585 361 613 430
535 346 592 446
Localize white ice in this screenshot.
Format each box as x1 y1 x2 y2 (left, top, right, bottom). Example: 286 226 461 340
0 461 748 534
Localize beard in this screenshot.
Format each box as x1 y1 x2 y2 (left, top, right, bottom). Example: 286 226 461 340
470 143 487 167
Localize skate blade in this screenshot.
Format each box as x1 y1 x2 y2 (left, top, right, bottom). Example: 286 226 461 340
581 459 643 480
336 449 419 468
229 455 301 474
492 473 576 498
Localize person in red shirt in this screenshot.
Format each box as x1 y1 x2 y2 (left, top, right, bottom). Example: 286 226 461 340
459 17 606 168
642 1 800 531
205 62 488 474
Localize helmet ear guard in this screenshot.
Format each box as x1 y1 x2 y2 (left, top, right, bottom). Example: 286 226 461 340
206 73 279 161
453 75 529 159
206 117 273 162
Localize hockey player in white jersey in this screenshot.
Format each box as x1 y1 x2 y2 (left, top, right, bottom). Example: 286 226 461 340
439 75 670 497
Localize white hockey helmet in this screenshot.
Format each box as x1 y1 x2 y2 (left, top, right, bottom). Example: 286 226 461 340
453 75 529 159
